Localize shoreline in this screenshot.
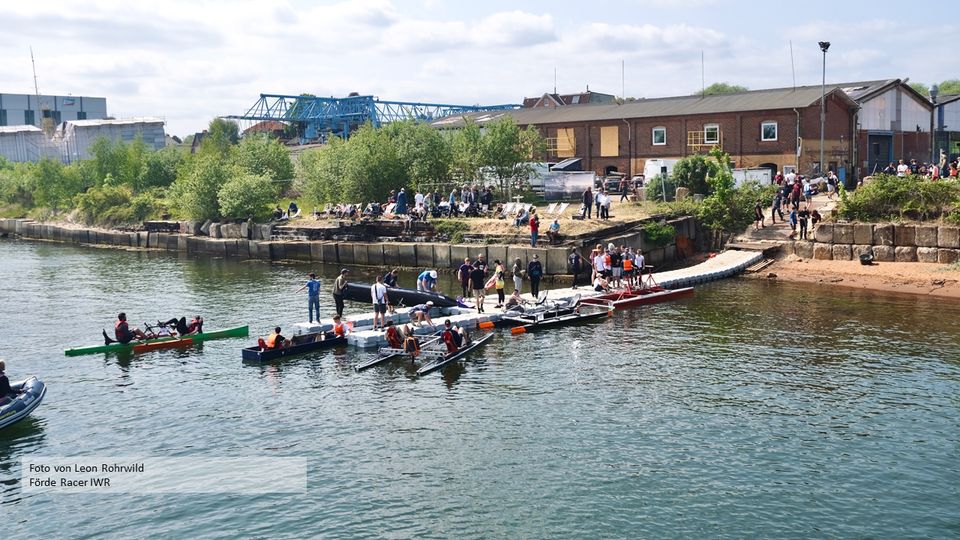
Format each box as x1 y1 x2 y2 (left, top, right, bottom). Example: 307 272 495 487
746 254 960 300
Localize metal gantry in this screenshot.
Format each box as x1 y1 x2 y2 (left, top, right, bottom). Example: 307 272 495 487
224 94 519 141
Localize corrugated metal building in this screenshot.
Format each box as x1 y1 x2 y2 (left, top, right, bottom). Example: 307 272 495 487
0 93 107 128
0 125 57 162
53 118 167 162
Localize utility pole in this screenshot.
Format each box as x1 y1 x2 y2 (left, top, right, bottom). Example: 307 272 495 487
818 41 831 176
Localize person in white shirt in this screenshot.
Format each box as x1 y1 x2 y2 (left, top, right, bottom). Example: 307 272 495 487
635 250 646 287
414 191 424 207
593 248 607 279
371 275 389 330
896 159 910 177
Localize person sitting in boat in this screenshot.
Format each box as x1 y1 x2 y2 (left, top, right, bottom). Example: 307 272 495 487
593 275 611 292
265 327 288 349
504 289 527 313
158 315 203 336
441 320 463 353
384 321 403 349
103 313 148 345
0 359 16 400
403 332 421 359
331 315 348 338
410 301 435 326
417 269 438 293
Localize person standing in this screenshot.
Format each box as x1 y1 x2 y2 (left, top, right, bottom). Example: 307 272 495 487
396 188 408 214
527 254 543 299
371 275 389 330
619 176 629 202
568 248 583 289
0 359 16 398
788 207 798 239
582 187 593 219
383 268 399 288
470 264 486 313
333 269 349 318
595 189 604 219
754 199 765 230
493 259 506 308
529 209 540 247
511 258 524 294
771 192 784 224
474 254 488 276
296 273 322 323
609 247 622 288
602 191 612 219
797 206 810 240
635 250 646 288
457 257 473 298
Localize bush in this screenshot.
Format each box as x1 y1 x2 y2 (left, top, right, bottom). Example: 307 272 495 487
217 172 278 220
642 220 676 247
171 154 234 220
837 174 960 221
432 219 469 243
646 175 676 202
670 154 712 195
74 184 156 226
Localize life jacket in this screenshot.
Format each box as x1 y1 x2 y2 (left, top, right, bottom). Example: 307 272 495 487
115 320 129 339
442 329 458 353
404 335 420 355
386 327 402 349
266 332 280 348
604 254 612 268
333 322 346 337
623 258 633 271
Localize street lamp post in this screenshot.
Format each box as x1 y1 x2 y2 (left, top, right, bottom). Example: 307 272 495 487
930 84 939 165
818 41 830 176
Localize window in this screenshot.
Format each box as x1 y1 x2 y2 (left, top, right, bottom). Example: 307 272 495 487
704 124 719 144
556 128 576 158
761 121 778 141
24 110 35 125
77 111 87 120
652 126 666 145
0 109 6 126
571 95 580 104
600 126 618 157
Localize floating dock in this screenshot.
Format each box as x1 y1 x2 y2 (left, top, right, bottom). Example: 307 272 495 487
292 250 762 348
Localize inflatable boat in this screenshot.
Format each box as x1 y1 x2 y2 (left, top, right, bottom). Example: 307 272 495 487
342 282 460 308
0 377 46 430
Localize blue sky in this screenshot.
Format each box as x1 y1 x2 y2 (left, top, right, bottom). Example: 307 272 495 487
0 0 952 136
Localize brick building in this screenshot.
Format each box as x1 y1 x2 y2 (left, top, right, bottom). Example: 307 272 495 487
522 90 616 108
436 83 860 182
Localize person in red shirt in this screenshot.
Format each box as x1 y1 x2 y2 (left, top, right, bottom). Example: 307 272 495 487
529 208 540 247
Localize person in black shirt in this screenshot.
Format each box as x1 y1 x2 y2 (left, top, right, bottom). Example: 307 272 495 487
568 248 583 289
0 359 15 399
798 206 811 240
473 255 488 276
527 254 544 298
470 266 486 313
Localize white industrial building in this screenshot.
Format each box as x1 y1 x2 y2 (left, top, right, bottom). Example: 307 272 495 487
0 92 107 127
0 117 166 163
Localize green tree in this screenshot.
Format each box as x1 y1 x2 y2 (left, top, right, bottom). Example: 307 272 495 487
86 136 148 188
697 82 748 96
910 82 930 97
449 120 484 184
231 134 294 184
670 154 712 195
139 146 184 189
383 120 451 191
938 79 960 95
171 153 234 220
298 136 347 205
338 124 405 202
217 171 278 220
480 118 547 196
31 159 86 210
204 118 240 156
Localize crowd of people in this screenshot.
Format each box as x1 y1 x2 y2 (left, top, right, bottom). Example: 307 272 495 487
880 157 959 180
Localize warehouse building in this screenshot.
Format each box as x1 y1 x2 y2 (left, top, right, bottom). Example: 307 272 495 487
0 93 107 128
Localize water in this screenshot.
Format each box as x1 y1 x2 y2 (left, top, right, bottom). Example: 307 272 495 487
2 239 959 538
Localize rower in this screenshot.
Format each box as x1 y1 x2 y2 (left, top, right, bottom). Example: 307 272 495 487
403 332 420 359
441 320 461 353
504 289 526 312
103 313 148 345
158 315 204 336
265 327 287 349
417 269 439 293
384 321 403 349
331 315 348 338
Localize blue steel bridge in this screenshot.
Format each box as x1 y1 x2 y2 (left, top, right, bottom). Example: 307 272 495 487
224 93 519 141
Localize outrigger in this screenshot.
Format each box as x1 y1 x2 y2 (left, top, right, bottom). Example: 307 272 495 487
500 294 614 334
65 325 249 357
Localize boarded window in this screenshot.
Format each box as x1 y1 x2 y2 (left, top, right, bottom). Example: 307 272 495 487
600 126 618 157
556 128 576 158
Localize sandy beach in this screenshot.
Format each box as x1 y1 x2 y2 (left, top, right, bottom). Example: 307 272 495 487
747 254 960 300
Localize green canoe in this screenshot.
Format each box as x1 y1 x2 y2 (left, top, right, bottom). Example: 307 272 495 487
64 325 250 357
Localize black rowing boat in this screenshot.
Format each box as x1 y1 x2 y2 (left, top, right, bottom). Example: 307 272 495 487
241 331 348 362
342 282 460 308
416 332 494 376
353 331 443 372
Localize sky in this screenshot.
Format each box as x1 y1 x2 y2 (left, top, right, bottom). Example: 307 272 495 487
1 0 954 137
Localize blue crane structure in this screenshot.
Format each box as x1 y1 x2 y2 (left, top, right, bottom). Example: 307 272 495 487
225 93 520 141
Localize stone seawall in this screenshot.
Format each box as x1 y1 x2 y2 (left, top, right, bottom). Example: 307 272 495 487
783 223 960 264
0 216 698 275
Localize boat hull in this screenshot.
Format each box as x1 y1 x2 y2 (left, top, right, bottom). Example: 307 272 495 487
580 286 694 308
501 306 613 332
0 377 46 430
416 332 494 376
65 325 249 357
342 283 460 308
242 332 348 362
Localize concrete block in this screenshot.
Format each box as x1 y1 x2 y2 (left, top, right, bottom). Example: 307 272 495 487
366 244 384 267
450 244 471 266
168 234 180 251
322 243 339 264
781 241 796 256
833 224 854 244
938 226 960 249
894 224 915 246
915 225 938 247
287 243 311 261
270 243 287 260
917 247 939 263
545 247 568 275
433 243 450 270
852 245 873 259
814 223 834 243
221 223 242 239
813 243 833 260
251 241 271 259
336 243 354 265
235 240 251 258
147 232 158 248
224 240 240 257
382 244 399 267
647 247 664 265
831 244 852 261
354 243 370 266
487 245 509 267
506 246 527 267
894 246 917 262
853 224 873 245
664 244 676 261
874 223 894 245
938 249 960 264
210 223 222 239
240 220 251 239
873 245 895 262
200 220 212 236
395 243 416 267
310 242 324 262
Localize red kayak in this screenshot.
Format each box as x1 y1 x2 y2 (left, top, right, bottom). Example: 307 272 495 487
580 286 694 309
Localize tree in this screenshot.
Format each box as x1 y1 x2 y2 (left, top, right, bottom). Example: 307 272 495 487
908 79 960 98
171 153 234 220
670 154 713 195
697 82 748 96
480 118 547 197
299 137 347 205
218 171 278 220
449 120 484 184
910 82 930 97
204 118 240 156
338 124 405 203
231 134 294 185
86 135 148 188
31 158 86 210
383 121 451 191
139 146 184 190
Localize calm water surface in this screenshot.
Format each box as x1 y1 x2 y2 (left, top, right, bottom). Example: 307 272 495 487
1 239 959 538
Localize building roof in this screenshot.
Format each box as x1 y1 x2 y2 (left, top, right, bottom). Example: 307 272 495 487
0 125 44 134
522 91 617 108
936 93 960 107
65 117 165 127
434 83 859 128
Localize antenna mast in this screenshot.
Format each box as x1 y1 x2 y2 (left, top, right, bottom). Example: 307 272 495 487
30 46 42 127
553 67 557 94
789 40 796 90
701 51 705 96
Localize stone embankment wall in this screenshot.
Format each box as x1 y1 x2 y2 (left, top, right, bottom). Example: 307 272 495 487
0 217 699 275
785 223 960 264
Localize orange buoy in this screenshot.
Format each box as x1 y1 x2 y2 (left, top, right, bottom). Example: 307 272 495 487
478 321 495 330
511 326 526 335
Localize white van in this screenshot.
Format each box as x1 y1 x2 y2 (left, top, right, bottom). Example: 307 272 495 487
643 159 679 185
